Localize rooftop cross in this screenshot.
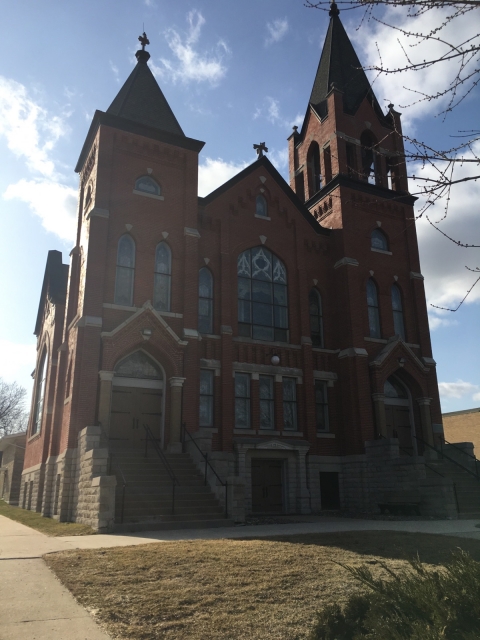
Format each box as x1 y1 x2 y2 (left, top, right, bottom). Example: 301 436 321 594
329 1 340 17
138 32 150 51
253 142 268 158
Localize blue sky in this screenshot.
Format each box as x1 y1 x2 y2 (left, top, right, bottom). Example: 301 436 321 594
0 0 479 413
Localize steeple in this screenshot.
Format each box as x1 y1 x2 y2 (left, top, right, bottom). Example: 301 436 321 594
106 33 184 136
309 3 382 118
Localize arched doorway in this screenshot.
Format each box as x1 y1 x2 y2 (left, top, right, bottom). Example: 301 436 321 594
110 351 165 448
384 375 417 455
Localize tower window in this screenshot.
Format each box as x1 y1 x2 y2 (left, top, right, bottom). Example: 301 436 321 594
237 247 288 342
391 284 406 340
256 195 268 218
367 278 381 338
309 289 324 347
198 267 213 334
323 146 332 184
135 176 161 197
360 131 378 185
153 242 172 312
114 235 135 306
371 229 388 251
31 349 48 436
346 143 357 178
307 141 322 196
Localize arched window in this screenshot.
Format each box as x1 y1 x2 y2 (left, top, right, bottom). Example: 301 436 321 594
367 278 381 338
237 247 288 342
198 267 213 334
114 235 135 306
360 131 377 185
371 229 388 251
115 351 162 379
135 176 161 197
391 284 406 340
31 349 48 435
384 376 408 399
84 185 92 212
309 289 324 347
153 242 171 311
256 194 268 218
307 141 322 196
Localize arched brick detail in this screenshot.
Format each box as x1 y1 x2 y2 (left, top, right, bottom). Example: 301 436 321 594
101 308 186 379
369 341 429 398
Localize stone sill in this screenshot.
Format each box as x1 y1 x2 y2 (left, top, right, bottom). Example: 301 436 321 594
317 433 335 439
371 248 392 255
132 189 164 201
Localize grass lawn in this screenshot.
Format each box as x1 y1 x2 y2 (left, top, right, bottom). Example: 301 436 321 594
45 530 480 639
0 500 95 536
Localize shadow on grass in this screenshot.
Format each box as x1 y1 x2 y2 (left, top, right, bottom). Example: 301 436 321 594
238 530 480 565
0 500 95 536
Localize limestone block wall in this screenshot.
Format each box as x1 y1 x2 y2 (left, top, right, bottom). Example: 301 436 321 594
0 444 25 505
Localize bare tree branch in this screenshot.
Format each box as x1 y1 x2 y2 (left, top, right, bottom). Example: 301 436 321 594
0 379 28 438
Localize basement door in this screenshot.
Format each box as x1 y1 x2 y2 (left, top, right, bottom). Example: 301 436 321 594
110 384 163 448
251 459 284 513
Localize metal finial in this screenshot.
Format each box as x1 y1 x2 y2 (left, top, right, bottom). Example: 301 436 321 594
253 142 268 158
329 2 340 17
138 32 150 51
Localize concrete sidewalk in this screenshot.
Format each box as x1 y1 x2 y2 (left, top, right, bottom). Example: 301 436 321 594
1 514 480 639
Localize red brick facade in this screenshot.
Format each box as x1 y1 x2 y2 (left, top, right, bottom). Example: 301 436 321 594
22 15 445 522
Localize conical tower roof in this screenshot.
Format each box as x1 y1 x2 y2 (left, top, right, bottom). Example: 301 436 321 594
106 46 184 136
309 3 382 118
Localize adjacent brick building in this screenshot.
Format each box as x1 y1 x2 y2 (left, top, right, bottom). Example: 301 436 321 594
22 8 460 530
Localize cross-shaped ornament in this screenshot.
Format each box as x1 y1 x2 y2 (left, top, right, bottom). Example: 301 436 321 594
138 32 150 50
253 142 268 158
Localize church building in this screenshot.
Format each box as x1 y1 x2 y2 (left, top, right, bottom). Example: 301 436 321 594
21 6 462 531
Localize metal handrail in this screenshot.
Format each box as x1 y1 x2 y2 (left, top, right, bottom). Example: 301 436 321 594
441 439 480 479
143 423 179 515
98 423 127 524
182 423 228 518
414 435 480 483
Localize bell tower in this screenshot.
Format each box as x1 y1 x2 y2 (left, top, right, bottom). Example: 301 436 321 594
288 2 409 228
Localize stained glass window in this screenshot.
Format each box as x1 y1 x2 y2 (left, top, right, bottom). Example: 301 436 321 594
259 375 274 430
371 229 388 251
256 195 268 217
384 376 408 399
367 278 381 338
199 370 214 427
315 380 329 432
154 242 171 311
135 176 161 196
114 235 135 306
235 372 251 428
283 378 297 431
391 284 406 340
115 351 162 379
237 247 288 342
31 349 48 435
309 289 324 347
198 268 213 334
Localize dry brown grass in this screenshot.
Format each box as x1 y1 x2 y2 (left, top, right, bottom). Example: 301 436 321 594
0 500 95 536
45 531 480 640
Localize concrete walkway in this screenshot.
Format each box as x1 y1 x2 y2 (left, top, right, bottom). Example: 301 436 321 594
1 514 480 639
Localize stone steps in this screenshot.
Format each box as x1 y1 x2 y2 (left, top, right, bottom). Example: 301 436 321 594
426 457 480 517
110 448 227 530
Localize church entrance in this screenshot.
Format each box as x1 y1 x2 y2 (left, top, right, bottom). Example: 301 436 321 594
109 351 164 448
251 459 284 513
384 376 415 455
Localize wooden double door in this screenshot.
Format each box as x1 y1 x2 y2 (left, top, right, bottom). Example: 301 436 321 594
110 385 163 447
251 459 284 513
385 404 413 455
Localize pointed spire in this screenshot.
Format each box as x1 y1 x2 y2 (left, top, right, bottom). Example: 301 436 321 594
309 7 382 118
106 33 184 136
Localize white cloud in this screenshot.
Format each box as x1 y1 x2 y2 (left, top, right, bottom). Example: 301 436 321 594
353 7 480 127
0 76 68 178
0 340 36 398
254 97 301 132
109 61 120 83
198 157 249 197
265 18 289 47
4 179 77 242
153 10 229 86
269 148 289 171
0 76 77 241
412 143 480 312
438 380 480 400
